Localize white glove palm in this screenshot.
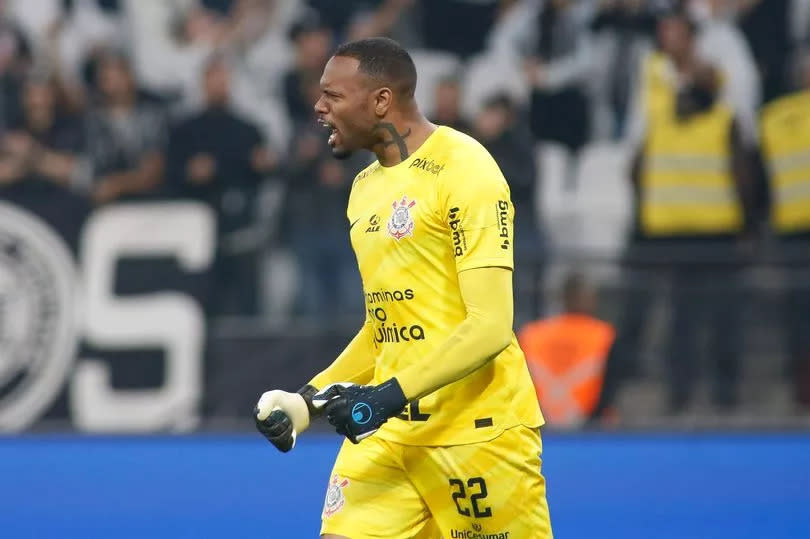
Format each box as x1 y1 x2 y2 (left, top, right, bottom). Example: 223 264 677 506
255 390 311 450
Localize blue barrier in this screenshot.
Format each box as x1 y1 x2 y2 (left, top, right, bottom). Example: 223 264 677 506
2 433 808 538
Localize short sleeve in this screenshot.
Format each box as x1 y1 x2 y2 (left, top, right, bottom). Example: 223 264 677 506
438 151 514 273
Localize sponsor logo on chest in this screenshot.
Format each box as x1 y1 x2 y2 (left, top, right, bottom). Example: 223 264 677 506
409 157 445 175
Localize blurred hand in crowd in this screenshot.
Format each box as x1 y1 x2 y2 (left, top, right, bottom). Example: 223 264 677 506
4 132 35 159
0 135 29 185
36 151 76 181
187 153 217 185
0 160 22 184
92 177 123 204
0 132 34 185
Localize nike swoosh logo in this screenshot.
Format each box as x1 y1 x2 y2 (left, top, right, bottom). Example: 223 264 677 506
350 217 362 229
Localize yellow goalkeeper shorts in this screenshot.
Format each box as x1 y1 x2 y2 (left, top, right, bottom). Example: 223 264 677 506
319 425 552 538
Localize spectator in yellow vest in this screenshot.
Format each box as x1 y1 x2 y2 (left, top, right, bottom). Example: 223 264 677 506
615 9 756 414
759 50 810 409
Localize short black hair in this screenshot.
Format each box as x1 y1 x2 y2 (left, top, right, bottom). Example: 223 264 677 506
333 37 417 98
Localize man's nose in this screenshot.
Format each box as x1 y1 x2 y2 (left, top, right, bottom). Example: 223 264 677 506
314 96 327 114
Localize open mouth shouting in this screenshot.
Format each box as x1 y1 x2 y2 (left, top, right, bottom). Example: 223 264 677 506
318 118 339 147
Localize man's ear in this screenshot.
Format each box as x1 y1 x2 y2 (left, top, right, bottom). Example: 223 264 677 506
374 87 393 117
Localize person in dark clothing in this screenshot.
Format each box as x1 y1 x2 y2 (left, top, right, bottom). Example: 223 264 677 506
306 0 377 39
167 54 275 316
84 51 168 205
283 12 334 126
421 0 503 58
0 74 91 250
758 50 810 409
0 75 86 190
0 14 32 134
306 0 417 44
526 0 592 153
590 0 658 136
738 0 793 103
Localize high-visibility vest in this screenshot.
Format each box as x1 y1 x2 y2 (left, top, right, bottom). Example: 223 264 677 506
518 314 615 427
639 53 743 236
761 90 810 234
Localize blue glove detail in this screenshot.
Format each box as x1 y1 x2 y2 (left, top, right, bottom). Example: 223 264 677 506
312 378 408 443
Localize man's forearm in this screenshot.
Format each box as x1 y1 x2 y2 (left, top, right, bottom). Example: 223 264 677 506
308 323 376 390
103 154 164 195
395 266 513 401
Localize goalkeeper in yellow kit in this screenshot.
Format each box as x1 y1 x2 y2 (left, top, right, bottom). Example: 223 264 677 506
255 37 552 538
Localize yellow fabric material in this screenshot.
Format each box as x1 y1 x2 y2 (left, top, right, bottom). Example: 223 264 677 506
314 126 542 446
761 90 810 233
320 425 552 538
640 53 743 236
309 318 375 390
395 266 514 401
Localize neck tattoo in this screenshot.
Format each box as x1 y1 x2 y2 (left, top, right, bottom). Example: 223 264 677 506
373 122 412 161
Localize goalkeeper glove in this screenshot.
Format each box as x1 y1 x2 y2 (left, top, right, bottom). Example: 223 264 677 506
254 385 319 452
312 378 407 444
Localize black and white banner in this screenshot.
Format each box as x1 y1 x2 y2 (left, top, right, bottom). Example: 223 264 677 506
0 196 219 432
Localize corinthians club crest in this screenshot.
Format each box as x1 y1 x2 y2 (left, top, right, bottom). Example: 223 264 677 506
387 196 416 240
0 202 79 431
322 474 350 518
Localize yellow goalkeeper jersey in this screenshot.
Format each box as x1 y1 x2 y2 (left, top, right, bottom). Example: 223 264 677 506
347 126 543 446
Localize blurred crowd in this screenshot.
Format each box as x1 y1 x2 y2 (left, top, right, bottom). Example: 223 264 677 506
1 0 810 414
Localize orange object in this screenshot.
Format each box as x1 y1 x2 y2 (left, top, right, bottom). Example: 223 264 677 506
519 314 615 427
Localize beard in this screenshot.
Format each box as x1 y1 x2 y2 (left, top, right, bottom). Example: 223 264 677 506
331 147 353 160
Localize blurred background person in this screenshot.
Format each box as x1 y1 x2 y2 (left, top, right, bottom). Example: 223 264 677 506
428 74 470 134
737 0 794 104
420 0 503 58
616 8 755 414
0 2 31 134
524 0 594 186
519 271 618 428
0 73 85 190
588 0 657 139
306 0 418 45
0 72 89 248
84 51 167 205
759 49 810 410
282 10 332 128
689 0 762 148
167 54 275 317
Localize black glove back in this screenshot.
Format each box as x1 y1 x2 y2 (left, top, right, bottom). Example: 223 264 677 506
254 408 295 452
315 378 407 444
